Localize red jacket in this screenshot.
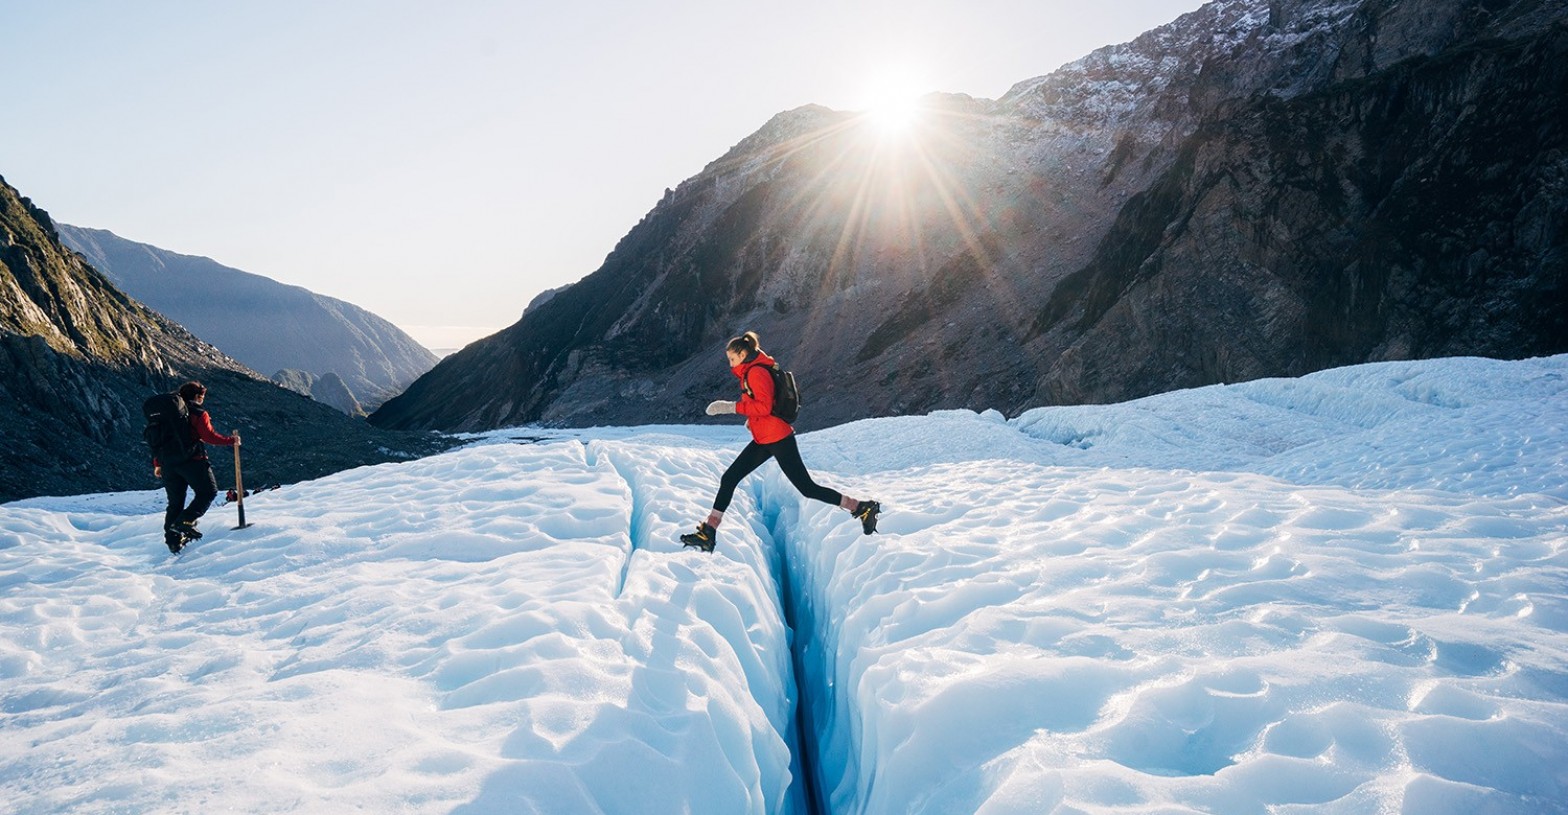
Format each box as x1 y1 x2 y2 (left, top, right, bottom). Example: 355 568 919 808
734 353 793 444
154 407 236 467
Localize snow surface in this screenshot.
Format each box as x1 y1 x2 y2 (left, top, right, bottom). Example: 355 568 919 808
2 355 1566 814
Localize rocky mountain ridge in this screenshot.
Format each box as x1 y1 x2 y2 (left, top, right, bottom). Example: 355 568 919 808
56 225 437 412
370 0 1566 433
0 176 446 502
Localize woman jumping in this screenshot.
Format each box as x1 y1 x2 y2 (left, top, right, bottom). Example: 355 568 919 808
680 331 880 552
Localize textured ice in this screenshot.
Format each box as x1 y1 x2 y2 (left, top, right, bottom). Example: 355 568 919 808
783 355 1568 814
1 438 799 815
1 354 1565 814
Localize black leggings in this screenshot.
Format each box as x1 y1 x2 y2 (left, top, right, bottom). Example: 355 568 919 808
713 434 842 512
163 458 219 528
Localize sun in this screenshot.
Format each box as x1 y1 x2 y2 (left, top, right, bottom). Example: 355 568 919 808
860 72 927 135
868 93 922 134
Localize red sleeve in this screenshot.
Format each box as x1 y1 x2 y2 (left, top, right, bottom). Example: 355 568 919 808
191 411 236 446
736 366 774 418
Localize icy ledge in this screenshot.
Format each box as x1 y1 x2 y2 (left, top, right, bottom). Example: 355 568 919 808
0 436 803 814
769 354 1568 814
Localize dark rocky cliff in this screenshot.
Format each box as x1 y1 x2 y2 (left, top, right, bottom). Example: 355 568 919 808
371 0 1567 433
1026 0 1568 403
0 177 446 502
56 225 438 412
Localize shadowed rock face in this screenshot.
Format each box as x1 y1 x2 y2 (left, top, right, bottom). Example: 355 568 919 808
371 0 1568 434
273 370 365 417
0 176 447 502
1024 2 1568 405
56 225 437 412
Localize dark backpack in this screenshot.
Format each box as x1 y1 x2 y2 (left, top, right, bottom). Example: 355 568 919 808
142 392 197 465
770 365 801 423
745 363 801 423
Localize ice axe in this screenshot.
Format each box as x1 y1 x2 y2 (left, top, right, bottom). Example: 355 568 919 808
232 430 251 529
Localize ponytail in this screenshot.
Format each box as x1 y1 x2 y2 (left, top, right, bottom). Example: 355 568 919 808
726 331 762 361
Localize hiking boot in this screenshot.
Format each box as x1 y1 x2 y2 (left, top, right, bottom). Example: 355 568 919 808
680 523 717 553
853 500 881 535
168 519 203 541
165 530 185 554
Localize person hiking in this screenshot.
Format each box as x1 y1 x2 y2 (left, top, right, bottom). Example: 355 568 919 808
680 331 880 552
154 381 239 553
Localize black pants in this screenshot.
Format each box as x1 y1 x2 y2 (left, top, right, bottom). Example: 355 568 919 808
713 434 842 512
163 458 218 529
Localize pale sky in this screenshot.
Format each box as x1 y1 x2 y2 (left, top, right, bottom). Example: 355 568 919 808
1 1 1206 351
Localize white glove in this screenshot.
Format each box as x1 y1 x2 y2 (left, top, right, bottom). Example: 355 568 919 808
705 400 737 416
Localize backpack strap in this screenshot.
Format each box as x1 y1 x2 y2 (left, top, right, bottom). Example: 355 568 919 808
740 362 773 398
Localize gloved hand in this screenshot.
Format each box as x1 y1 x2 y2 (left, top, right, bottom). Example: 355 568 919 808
705 400 737 416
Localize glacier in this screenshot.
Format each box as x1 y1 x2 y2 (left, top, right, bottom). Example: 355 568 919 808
2 354 1565 814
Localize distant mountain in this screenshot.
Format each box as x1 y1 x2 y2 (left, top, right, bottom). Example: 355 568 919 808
56 225 437 412
271 369 365 416
0 175 447 502
371 0 1567 433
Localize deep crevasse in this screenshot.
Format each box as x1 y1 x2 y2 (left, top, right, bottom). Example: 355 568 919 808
588 439 808 815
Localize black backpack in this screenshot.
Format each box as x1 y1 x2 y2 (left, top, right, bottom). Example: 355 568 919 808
142 392 197 465
745 363 801 423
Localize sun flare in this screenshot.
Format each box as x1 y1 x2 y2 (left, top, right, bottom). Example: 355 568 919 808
868 94 922 133
860 71 927 135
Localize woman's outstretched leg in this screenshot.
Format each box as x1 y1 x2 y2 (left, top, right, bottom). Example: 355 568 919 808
770 435 881 533
768 435 841 506
683 442 772 551
713 442 772 515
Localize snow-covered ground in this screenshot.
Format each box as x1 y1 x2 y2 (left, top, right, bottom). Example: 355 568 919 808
2 355 1565 814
